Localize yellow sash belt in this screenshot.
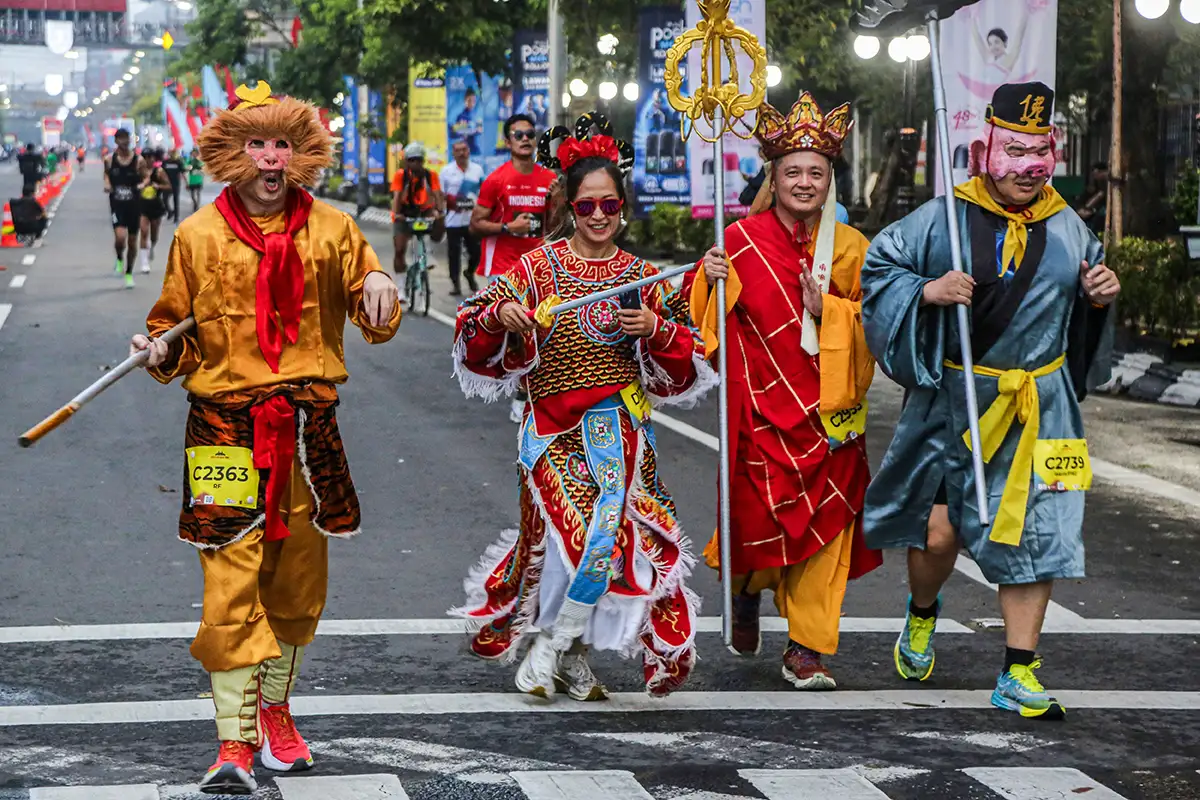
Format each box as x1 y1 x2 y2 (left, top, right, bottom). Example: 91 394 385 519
945 354 1066 547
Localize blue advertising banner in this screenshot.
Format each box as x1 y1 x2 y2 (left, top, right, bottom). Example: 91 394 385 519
342 75 359 184
368 88 387 186
512 29 550 133
633 8 689 218
447 65 513 177
446 65 485 158
481 72 513 175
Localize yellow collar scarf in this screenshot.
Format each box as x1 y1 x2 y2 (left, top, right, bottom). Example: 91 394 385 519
954 176 1067 272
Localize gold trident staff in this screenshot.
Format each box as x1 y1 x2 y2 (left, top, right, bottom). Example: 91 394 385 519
663 0 767 650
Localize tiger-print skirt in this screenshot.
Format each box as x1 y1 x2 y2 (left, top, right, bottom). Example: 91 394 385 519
179 394 362 549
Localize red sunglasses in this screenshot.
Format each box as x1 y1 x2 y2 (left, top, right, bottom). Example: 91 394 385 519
572 198 623 217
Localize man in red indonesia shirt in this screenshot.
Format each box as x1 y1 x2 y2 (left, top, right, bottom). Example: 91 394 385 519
469 112 557 423
470 114 556 280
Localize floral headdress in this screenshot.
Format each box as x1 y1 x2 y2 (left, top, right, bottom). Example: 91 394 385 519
537 111 634 176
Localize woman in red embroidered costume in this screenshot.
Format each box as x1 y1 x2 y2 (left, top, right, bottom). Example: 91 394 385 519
128 81 400 794
451 113 716 699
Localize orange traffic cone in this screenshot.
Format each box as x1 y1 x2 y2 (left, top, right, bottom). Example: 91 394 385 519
1 202 18 248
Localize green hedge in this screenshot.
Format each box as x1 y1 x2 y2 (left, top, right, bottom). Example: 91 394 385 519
1109 236 1200 345
623 204 717 260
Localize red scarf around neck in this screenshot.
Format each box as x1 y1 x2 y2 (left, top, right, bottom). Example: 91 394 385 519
214 186 314 372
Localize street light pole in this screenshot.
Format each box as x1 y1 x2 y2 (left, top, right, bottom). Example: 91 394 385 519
547 0 565 129
1107 0 1123 249
356 0 370 216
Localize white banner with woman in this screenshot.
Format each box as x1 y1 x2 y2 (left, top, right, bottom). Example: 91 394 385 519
937 0 1059 193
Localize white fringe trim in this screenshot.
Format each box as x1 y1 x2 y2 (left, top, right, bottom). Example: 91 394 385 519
449 468 555 664
451 330 539 403
643 348 720 411
447 527 521 627
623 427 701 692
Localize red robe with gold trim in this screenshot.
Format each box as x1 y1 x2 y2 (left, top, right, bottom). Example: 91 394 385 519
691 211 881 578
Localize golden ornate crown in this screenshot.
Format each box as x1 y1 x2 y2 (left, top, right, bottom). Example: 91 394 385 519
754 91 852 161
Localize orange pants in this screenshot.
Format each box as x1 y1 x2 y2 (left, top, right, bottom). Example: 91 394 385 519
706 523 855 655
191 456 329 673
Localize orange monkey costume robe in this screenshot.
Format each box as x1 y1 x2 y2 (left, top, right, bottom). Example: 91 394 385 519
690 92 882 658
144 85 401 749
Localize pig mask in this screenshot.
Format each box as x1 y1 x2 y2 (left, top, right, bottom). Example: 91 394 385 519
985 126 1055 182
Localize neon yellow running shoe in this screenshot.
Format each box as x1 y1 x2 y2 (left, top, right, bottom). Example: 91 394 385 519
992 658 1066 720
894 596 938 681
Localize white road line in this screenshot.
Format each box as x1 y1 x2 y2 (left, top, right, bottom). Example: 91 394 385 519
427 307 457 327
21 254 36 265
7 612 1194 643
0 303 10 333
9 274 26 288
741 768 891 799
0 616 972 644
276 773 409 799
963 767 1130 800
30 785 159 800
953 555 1082 623
3 690 1200 727
512 770 654 800
1091 458 1200 510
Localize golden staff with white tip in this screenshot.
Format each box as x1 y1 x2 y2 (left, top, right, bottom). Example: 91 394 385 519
663 0 767 650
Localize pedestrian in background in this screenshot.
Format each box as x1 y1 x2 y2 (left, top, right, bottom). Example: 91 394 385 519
440 139 485 295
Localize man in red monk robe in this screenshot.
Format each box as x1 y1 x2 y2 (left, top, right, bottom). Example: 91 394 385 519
690 91 881 689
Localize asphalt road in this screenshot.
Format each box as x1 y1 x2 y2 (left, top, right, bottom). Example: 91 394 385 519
0 164 1198 799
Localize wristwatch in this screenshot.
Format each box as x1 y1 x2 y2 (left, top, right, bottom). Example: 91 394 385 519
501 222 511 235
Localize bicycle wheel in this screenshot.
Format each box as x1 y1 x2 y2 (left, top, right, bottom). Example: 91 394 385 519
405 265 418 310
421 266 431 316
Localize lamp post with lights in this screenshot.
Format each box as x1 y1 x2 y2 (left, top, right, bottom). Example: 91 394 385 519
854 31 930 220
1131 0 1200 245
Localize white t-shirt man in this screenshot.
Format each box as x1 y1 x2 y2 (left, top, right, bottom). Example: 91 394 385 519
440 159 486 229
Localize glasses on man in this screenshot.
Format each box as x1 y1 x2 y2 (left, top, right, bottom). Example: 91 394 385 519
571 198 623 217
509 130 536 142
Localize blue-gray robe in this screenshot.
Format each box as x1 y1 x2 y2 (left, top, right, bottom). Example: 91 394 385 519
860 197 1111 585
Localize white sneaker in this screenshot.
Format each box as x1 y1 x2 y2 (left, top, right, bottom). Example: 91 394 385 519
514 633 559 698
140 262 151 274
509 399 524 424
555 649 608 701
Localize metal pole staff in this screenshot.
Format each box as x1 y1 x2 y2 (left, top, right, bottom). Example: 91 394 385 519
18 317 196 448
712 105 734 645
527 262 696 324
663 0 768 648
926 12 989 525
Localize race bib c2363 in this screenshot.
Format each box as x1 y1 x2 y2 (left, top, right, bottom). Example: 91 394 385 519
187 446 260 509
821 400 868 449
1032 439 1093 492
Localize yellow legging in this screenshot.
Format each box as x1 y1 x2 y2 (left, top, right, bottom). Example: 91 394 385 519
191 456 329 673
706 523 855 655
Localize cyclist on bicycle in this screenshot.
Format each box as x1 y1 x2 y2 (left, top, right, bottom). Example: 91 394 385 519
390 142 445 276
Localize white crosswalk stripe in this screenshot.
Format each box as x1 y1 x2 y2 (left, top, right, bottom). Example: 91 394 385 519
512 770 654 799
11 767 1160 799
740 768 892 799
30 786 159 799
963 767 1130 799
276 773 409 799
